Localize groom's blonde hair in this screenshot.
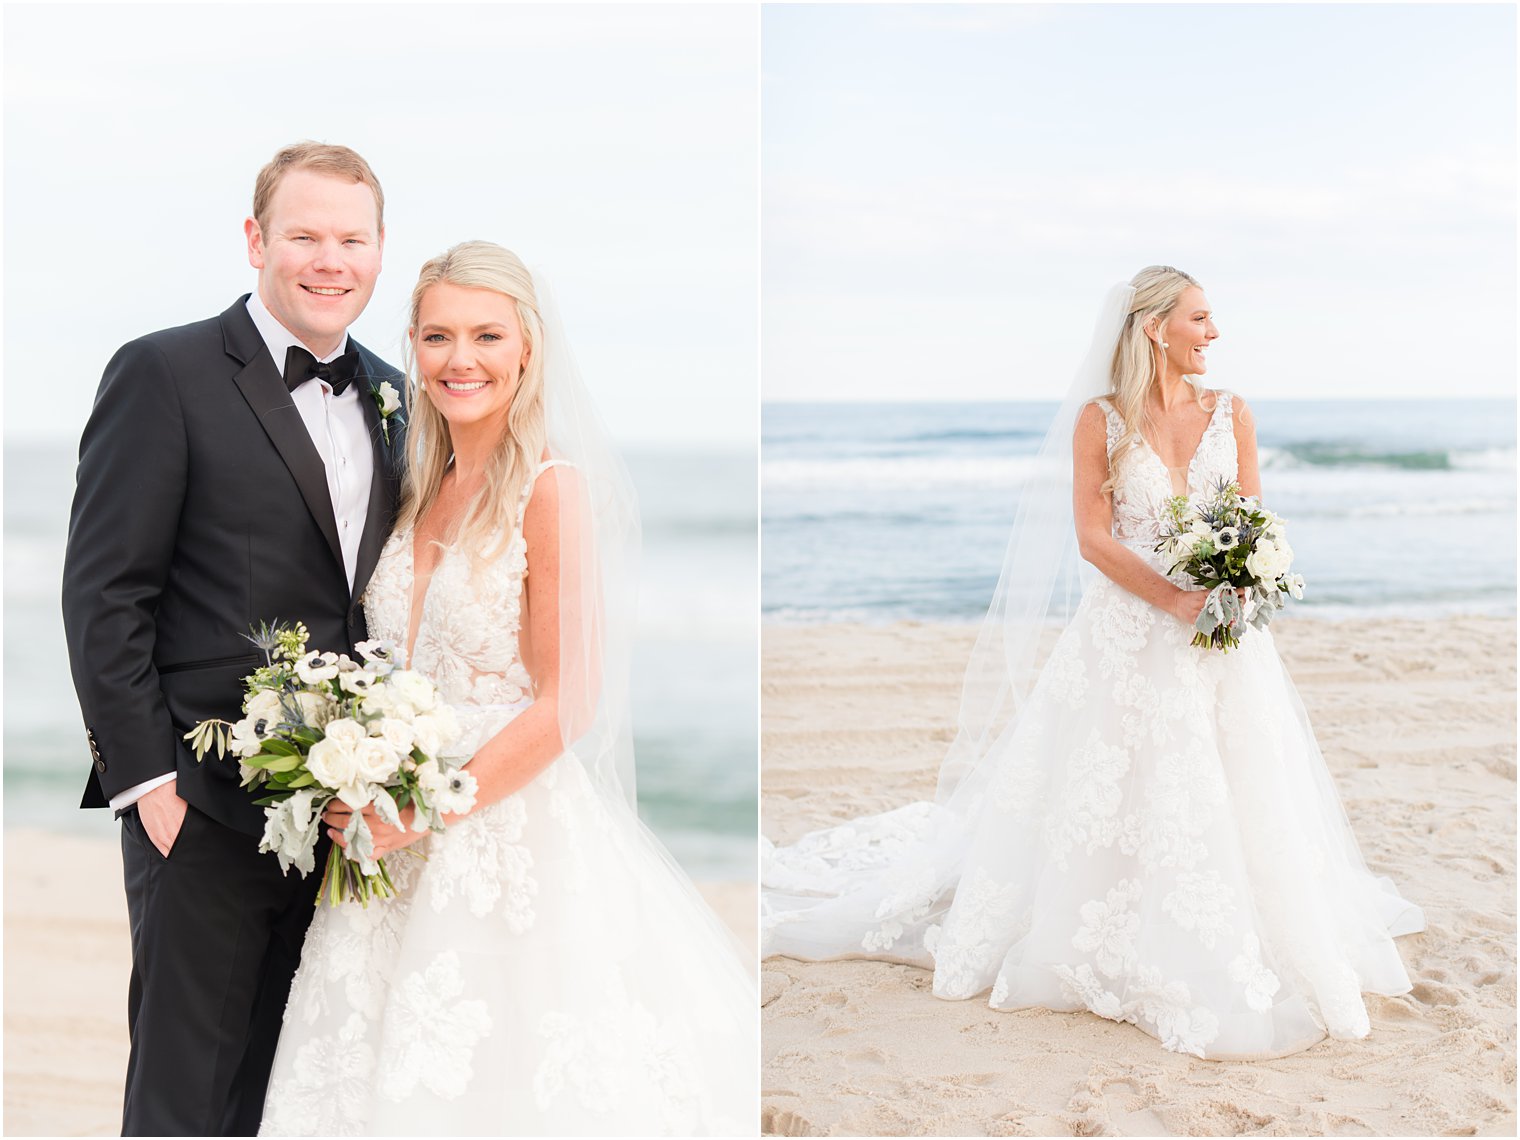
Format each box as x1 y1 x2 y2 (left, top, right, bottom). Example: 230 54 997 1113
399 241 549 564
252 142 385 233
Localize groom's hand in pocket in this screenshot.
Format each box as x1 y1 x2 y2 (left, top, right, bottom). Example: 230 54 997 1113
138 779 189 858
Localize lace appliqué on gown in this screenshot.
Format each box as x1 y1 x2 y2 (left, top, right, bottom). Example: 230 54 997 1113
260 464 756 1136
762 390 1425 1061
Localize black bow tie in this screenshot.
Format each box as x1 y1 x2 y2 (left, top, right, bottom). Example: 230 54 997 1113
284 345 362 396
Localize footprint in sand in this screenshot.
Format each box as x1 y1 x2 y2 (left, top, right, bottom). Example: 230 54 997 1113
761 1104 817 1137
1411 980 1465 1007
762 971 791 1007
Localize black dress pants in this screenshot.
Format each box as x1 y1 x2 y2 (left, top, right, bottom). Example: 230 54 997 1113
119 803 323 1136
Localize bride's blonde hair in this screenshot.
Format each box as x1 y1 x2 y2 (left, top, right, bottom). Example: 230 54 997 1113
398 241 548 560
1101 264 1214 497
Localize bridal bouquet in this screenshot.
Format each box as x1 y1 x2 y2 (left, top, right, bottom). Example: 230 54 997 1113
1155 478 1306 651
185 621 477 905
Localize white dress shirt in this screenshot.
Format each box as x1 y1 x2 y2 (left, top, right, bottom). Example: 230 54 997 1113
110 293 377 812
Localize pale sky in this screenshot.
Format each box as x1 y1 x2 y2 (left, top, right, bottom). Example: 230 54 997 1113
4 3 758 447
763 3 1517 402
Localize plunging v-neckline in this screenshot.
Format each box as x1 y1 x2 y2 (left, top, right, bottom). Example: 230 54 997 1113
404 524 443 669
1139 394 1224 497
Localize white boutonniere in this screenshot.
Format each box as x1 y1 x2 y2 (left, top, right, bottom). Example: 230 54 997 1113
372 380 404 444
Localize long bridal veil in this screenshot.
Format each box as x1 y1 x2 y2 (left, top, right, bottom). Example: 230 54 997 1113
761 283 1138 962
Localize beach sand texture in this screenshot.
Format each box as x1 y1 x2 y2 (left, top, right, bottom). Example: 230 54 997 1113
762 617 1516 1137
2 831 756 1137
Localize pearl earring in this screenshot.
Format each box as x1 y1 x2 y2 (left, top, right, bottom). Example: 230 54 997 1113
1160 342 1169 348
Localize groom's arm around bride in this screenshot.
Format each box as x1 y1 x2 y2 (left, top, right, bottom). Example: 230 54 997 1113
62 141 404 1136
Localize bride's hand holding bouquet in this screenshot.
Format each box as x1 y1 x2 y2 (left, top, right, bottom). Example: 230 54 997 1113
1156 477 1307 651
184 621 478 905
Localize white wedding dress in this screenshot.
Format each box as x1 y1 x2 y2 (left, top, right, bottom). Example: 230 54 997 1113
763 392 1424 1060
260 463 756 1135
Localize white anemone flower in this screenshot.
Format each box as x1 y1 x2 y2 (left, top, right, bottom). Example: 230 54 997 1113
338 668 379 696
295 651 340 685
416 760 479 817
354 639 398 676
227 715 267 759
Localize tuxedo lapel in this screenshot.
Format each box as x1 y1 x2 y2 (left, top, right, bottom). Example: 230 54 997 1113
350 349 401 605
220 299 346 576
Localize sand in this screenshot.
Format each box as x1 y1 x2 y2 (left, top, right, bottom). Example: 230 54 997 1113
1 830 756 1137
761 617 1516 1137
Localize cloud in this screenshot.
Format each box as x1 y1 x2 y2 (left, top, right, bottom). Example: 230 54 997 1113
767 157 1515 266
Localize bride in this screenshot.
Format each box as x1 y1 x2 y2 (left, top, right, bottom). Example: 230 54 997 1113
763 265 1424 1060
259 241 755 1135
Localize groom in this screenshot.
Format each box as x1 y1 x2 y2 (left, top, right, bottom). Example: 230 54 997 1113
62 142 405 1136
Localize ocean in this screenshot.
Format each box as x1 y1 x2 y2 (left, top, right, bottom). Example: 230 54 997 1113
763 399 1516 624
3 442 758 882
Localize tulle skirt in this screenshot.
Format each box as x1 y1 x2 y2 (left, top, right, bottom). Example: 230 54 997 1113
261 715 756 1135
763 574 1423 1059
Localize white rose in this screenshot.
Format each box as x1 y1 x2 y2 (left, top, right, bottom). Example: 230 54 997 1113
351 736 403 786
244 688 283 722
295 690 338 729
388 670 437 715
377 380 402 417
295 651 340 685
360 685 395 719
1247 539 1292 582
304 750 372 814
323 718 366 746
411 705 460 759
1245 539 1275 579
374 718 416 756
305 719 371 806
1287 573 1306 600
305 735 358 790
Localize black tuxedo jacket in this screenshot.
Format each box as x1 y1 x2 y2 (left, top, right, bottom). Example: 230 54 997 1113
63 296 406 836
